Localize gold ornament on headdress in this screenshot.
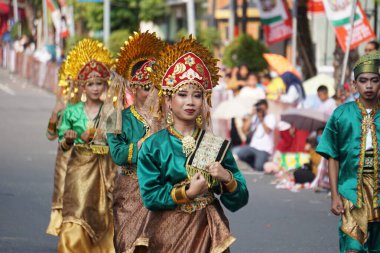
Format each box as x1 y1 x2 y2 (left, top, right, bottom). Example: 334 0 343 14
56 61 70 104
115 31 166 86
64 38 114 84
149 35 220 105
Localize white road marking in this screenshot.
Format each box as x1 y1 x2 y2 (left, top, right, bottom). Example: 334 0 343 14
0 83 16 95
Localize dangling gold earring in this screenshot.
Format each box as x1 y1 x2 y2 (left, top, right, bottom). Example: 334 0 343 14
196 114 203 128
81 92 87 103
167 110 174 126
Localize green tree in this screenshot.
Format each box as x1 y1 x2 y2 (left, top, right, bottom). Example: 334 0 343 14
197 26 221 52
139 0 168 21
74 0 140 34
108 29 130 54
223 34 269 72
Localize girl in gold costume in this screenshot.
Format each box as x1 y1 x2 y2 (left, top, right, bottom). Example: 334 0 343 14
107 31 165 253
57 39 117 253
137 37 249 252
46 62 72 236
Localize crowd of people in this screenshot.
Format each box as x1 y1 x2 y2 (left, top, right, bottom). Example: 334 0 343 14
211 40 380 194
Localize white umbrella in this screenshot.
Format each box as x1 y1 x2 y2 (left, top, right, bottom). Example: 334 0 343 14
212 96 257 120
303 74 335 97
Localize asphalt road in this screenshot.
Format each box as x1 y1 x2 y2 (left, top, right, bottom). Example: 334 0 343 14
0 68 339 253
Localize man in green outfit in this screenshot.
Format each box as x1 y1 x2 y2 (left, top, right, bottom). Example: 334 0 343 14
317 51 380 253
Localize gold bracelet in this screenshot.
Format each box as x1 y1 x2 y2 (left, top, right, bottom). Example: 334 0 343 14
47 120 57 132
223 170 238 193
171 185 191 204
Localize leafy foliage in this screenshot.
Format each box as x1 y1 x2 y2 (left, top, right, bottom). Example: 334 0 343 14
139 0 168 21
223 34 269 72
108 29 130 54
197 26 221 52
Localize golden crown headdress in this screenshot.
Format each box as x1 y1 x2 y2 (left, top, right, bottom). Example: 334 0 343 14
150 36 220 105
56 61 71 104
64 38 114 83
115 31 166 88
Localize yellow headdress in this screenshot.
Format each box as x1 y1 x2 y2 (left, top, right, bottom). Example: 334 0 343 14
115 31 166 88
63 38 114 104
65 38 114 83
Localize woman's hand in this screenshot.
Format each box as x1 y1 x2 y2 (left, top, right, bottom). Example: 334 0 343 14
331 195 344 216
186 172 208 199
81 128 95 143
64 130 77 145
207 162 232 183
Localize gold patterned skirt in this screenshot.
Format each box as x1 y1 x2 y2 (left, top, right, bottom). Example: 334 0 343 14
46 146 72 236
341 173 380 245
59 145 117 250
113 168 149 253
144 198 235 253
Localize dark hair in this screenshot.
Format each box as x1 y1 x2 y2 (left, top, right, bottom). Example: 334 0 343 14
368 40 380 50
255 99 268 107
131 60 148 76
248 71 257 78
262 73 271 80
317 85 328 93
306 137 317 148
280 72 306 99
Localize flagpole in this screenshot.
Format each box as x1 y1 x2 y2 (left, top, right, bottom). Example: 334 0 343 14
12 0 20 36
103 0 110 48
340 0 357 89
291 0 298 67
43 0 49 46
187 0 196 36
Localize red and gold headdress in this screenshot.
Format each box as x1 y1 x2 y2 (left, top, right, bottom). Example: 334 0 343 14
63 38 114 104
115 31 166 88
150 36 220 105
65 38 114 84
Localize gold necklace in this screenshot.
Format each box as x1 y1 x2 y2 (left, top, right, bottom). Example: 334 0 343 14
131 105 150 132
168 126 200 157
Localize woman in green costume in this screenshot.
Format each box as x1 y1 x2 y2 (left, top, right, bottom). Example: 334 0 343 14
57 39 117 253
107 31 166 253
317 51 380 253
137 37 249 252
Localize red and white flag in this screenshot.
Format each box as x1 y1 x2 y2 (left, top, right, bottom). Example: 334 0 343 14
322 0 375 52
255 0 292 45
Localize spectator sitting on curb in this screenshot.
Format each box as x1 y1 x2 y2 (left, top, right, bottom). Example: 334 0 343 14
233 99 276 171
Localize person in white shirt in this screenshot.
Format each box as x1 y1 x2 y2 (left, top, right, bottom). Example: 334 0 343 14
239 72 266 100
316 85 337 115
233 99 276 171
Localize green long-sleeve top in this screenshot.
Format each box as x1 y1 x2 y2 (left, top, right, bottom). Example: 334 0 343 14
107 105 148 166
316 101 380 208
137 128 249 212
58 102 88 144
